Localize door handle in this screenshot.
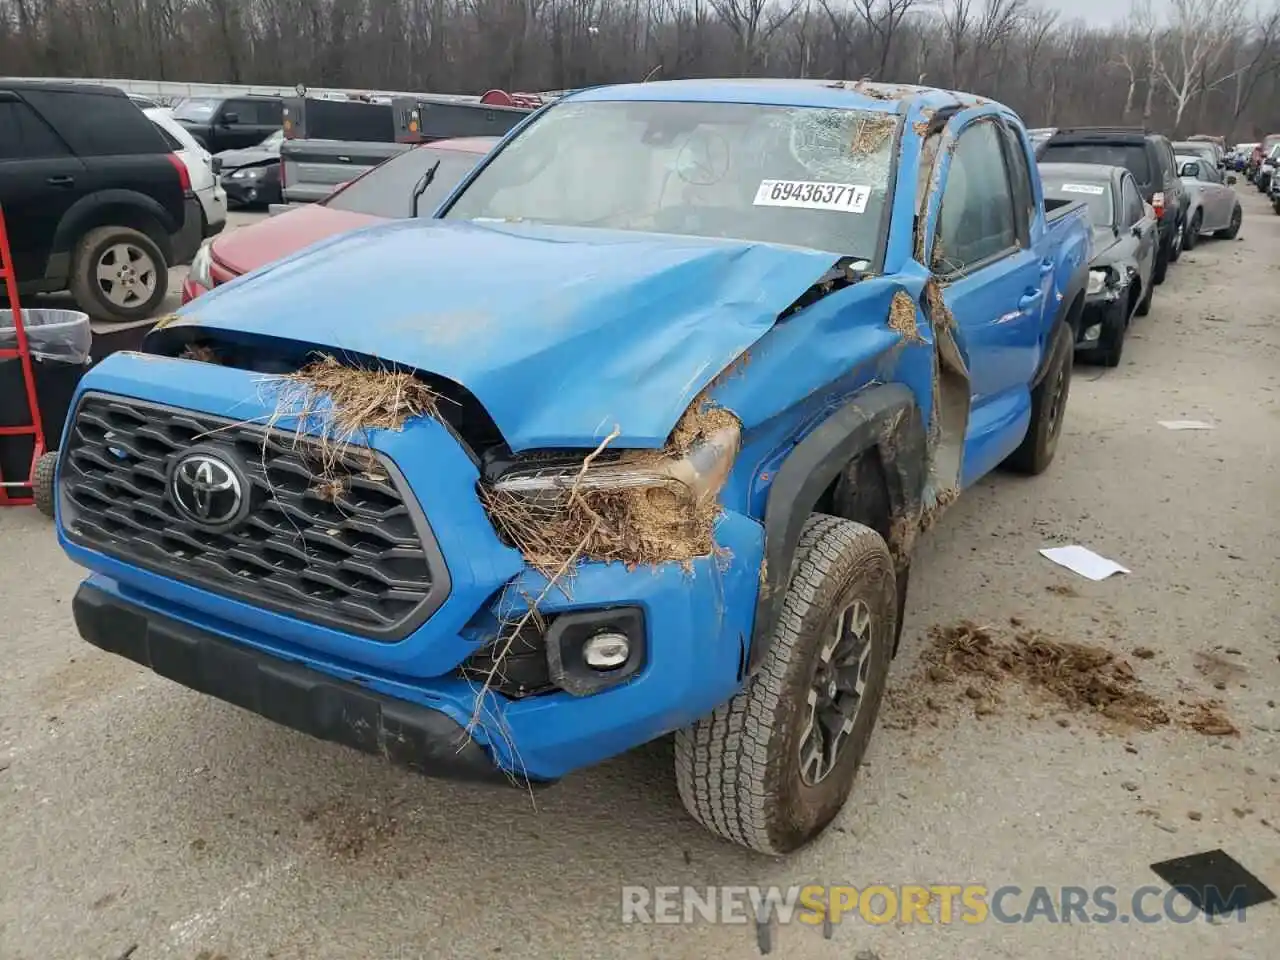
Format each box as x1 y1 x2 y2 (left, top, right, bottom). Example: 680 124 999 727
1019 289 1044 311
1039 258 1054 275
46 175 75 187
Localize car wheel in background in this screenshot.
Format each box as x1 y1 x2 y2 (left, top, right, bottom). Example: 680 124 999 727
1152 241 1169 285
1214 205 1242 239
1168 220 1183 262
675 515 896 855
1135 279 1153 317
68 226 169 323
1183 210 1201 251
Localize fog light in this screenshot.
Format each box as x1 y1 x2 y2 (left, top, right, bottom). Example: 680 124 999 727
1084 323 1102 341
583 632 630 670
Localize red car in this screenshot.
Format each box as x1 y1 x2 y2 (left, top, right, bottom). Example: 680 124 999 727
182 137 497 301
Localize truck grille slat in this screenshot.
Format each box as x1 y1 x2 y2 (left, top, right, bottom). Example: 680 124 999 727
60 394 449 640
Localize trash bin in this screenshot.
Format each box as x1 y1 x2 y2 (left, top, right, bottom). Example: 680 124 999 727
0 308 91 489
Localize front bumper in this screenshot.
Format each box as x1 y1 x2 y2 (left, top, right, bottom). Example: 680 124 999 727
57 354 763 781
73 582 517 784
221 171 279 206
1076 291 1127 349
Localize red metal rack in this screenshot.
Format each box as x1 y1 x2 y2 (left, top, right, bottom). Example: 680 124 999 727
0 203 47 507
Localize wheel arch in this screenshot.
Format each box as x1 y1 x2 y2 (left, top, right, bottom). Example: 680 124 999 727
53 192 177 265
750 383 926 673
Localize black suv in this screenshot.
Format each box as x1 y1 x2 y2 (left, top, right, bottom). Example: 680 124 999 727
1037 127 1189 285
0 82 205 322
170 96 285 153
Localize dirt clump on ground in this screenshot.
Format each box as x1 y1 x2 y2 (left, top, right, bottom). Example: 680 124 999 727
481 402 740 575
919 620 1172 730
1180 700 1239 736
888 291 925 343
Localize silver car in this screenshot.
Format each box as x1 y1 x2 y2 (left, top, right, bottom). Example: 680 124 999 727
1176 155 1242 246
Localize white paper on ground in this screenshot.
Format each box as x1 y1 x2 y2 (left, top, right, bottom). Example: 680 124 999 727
1039 545 1131 581
1158 420 1215 430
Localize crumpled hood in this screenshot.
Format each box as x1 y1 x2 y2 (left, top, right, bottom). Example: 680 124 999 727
164 218 839 450
214 147 277 170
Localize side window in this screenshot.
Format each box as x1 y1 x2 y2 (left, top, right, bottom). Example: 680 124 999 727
221 100 255 124
999 122 1035 245
934 120 1017 274
1120 177 1144 226
19 90 166 156
152 122 184 152
1201 163 1221 183
0 99 71 160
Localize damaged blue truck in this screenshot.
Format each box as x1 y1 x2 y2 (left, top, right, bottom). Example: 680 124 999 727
54 80 1090 855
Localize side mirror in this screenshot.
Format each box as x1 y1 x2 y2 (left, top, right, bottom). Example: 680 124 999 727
1179 163 1198 177
220 112 239 126
1227 174 1238 185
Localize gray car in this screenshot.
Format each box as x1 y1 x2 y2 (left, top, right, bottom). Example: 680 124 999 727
1176 155 1242 246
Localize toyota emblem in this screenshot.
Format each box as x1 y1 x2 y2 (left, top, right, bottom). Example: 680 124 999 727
170 452 244 527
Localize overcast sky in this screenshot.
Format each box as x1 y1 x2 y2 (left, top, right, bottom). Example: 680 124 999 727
1047 0 1150 28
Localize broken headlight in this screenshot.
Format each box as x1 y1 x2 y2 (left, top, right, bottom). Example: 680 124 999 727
490 417 742 504
1086 268 1110 296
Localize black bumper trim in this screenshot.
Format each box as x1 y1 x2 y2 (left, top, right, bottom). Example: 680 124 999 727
72 583 525 786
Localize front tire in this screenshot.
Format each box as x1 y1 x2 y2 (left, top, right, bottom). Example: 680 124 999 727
1152 240 1169 285
674 516 896 855
1215 205 1242 239
68 226 168 323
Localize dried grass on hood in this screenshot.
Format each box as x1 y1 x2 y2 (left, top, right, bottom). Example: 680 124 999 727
263 354 442 482
481 404 739 575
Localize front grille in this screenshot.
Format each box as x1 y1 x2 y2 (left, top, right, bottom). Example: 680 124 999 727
59 393 449 640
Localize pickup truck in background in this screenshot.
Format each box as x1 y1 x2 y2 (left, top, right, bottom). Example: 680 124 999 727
54 79 1090 856
277 94 536 206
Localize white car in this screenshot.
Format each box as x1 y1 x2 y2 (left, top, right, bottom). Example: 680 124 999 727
143 107 228 236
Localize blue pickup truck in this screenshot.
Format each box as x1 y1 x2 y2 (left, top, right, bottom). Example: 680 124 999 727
52 79 1090 855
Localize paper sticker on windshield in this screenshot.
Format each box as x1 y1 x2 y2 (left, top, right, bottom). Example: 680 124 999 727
754 180 871 213
1060 183 1106 195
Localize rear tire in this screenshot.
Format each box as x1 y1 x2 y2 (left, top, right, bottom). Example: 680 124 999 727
1182 210 1201 251
674 515 896 855
1167 219 1183 263
1004 323 1073 474
68 226 169 323
1214 205 1242 239
1152 241 1169 285
1135 279 1153 317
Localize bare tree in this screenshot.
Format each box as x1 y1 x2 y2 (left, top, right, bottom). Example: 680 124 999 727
708 0 800 72
1156 0 1246 127
851 0 927 80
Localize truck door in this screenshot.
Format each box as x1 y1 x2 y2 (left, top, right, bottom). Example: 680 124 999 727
928 117 1045 479
0 92 86 287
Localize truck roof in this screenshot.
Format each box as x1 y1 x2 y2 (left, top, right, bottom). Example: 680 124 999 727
566 78 994 113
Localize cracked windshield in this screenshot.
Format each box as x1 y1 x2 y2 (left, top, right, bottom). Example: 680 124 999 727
444 100 897 259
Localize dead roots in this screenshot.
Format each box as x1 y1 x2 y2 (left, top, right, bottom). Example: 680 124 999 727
481 404 738 575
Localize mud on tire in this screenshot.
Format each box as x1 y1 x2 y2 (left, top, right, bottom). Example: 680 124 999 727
674 515 896 855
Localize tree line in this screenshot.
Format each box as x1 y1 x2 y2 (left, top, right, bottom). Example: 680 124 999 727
2 0 1278 140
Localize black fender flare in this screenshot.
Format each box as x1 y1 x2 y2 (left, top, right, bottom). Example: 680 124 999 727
51 190 179 260
749 383 926 672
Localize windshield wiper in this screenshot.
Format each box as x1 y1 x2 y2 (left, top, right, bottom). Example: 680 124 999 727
410 160 442 219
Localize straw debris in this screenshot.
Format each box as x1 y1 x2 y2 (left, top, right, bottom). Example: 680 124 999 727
481 402 739 576
851 115 896 155
263 353 442 483
888 291 925 343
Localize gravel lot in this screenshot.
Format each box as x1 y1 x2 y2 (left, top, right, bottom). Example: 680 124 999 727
2 193 1277 960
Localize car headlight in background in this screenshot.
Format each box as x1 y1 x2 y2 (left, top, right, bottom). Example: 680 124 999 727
1087 268 1110 296
229 167 266 180
189 240 214 289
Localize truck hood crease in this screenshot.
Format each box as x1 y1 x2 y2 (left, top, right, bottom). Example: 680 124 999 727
154 219 842 450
